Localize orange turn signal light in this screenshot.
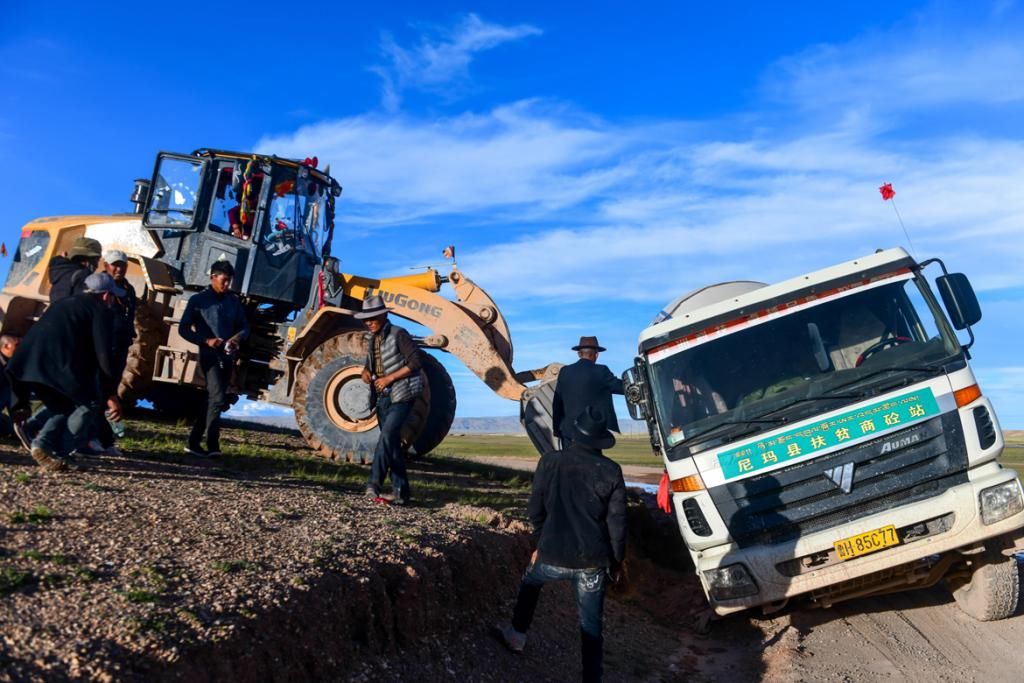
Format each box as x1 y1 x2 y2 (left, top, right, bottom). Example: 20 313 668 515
954 384 982 408
671 474 705 493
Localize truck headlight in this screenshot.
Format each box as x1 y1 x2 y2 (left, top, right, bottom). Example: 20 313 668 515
979 481 1024 525
703 563 759 601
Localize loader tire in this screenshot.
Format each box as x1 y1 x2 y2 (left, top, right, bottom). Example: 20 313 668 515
411 354 457 456
947 542 1020 621
521 373 560 456
292 332 434 463
118 295 165 402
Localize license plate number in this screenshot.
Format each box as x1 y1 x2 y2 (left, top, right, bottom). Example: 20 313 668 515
833 525 900 561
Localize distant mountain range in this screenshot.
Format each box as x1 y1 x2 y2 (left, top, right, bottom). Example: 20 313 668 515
236 414 649 435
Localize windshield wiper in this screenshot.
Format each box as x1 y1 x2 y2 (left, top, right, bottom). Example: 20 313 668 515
827 362 947 397
676 417 789 449
147 207 194 214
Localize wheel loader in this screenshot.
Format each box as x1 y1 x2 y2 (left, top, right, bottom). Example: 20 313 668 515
0 149 560 460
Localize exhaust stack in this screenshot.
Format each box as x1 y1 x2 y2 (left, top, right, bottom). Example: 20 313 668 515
130 179 150 215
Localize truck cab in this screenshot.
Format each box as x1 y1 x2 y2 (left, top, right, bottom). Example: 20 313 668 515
625 248 1024 620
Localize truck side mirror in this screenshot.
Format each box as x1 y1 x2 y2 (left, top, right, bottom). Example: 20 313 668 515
936 273 982 330
623 364 650 421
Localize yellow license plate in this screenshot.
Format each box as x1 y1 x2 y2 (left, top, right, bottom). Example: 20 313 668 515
833 525 900 561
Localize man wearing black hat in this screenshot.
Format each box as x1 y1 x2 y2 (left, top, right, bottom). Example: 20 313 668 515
496 406 627 682
7 272 124 472
179 260 249 458
552 336 624 447
48 237 102 302
358 294 423 505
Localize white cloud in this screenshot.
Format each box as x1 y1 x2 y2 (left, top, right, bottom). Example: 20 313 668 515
372 13 541 111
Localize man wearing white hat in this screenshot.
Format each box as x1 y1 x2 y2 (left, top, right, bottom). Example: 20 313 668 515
103 250 137 382
357 294 423 505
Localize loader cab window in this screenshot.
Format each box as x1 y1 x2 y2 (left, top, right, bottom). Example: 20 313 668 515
209 164 262 240
145 156 204 229
262 167 325 258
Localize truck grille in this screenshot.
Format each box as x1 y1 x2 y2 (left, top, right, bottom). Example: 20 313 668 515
707 413 968 548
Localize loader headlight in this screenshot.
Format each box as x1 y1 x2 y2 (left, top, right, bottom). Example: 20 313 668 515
703 563 759 601
979 480 1024 525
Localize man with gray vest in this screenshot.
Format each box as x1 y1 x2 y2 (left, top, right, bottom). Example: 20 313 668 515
358 294 423 505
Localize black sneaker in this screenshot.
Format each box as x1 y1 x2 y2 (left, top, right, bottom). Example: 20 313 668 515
183 445 210 458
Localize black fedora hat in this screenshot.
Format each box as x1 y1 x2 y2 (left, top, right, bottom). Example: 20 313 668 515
572 406 616 450
572 335 606 352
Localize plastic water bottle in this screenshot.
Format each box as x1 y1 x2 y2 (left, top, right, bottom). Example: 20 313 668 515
107 412 127 438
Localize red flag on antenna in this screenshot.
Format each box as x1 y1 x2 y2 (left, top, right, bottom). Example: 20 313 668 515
879 183 896 201
442 245 455 259
0 243 7 258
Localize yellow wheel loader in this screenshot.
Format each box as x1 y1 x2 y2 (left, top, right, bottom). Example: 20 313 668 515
0 149 559 460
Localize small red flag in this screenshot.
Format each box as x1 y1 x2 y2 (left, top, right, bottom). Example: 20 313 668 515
879 183 895 201
442 245 455 259
0 243 7 258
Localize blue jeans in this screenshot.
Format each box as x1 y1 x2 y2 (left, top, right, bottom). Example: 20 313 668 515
368 395 412 500
28 384 93 456
512 560 608 682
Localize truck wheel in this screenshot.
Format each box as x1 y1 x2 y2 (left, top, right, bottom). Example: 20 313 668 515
410 354 456 456
947 543 1020 621
292 332 431 463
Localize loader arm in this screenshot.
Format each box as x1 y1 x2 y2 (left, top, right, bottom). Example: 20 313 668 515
288 267 528 401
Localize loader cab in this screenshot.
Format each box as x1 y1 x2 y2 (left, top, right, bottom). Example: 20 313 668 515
142 150 341 310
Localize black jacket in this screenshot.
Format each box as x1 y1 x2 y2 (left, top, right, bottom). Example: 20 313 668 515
179 287 250 355
7 294 116 405
48 256 91 302
552 358 624 437
529 443 627 569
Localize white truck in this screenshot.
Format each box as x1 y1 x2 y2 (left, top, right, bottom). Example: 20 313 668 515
622 248 1024 620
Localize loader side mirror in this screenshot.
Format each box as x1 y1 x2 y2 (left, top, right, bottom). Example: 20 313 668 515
936 273 981 330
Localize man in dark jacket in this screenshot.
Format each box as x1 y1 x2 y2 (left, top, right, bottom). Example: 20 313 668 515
7 273 123 472
358 294 423 505
48 237 102 302
496 406 627 682
102 250 137 381
552 336 624 446
178 260 249 458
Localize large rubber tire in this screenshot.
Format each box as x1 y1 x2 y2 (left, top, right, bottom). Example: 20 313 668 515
293 332 445 463
119 294 166 402
947 543 1020 621
411 354 456 456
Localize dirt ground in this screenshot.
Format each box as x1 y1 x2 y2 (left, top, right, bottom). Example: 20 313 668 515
4 418 1024 681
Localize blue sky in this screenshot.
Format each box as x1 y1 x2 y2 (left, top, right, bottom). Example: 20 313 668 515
2 1 1022 425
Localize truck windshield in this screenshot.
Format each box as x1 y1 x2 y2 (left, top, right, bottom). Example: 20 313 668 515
262 167 326 258
648 273 959 451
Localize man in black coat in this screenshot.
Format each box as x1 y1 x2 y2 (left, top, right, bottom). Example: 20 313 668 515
178 260 250 458
48 237 102 302
496 406 627 682
552 336 624 446
7 273 123 472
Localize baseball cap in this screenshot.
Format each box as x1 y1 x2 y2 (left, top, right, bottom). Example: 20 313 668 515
83 272 127 297
103 250 128 264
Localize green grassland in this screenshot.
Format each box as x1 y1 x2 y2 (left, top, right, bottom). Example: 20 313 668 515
1002 432 1024 478
437 433 661 468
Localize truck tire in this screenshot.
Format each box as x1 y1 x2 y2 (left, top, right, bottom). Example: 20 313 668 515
947 543 1020 621
119 295 165 402
411 353 456 456
292 332 437 463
